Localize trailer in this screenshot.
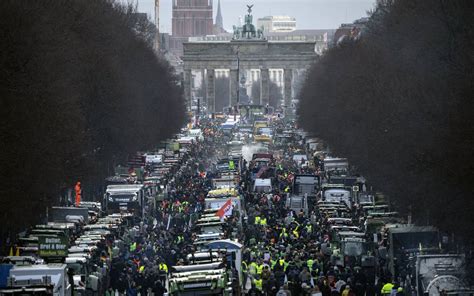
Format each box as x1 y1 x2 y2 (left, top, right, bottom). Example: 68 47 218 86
0 264 71 296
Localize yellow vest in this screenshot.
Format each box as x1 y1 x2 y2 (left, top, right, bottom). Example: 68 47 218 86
260 218 267 226
159 263 168 273
254 279 263 291
381 283 394 294
255 216 261 224
249 262 258 275
293 226 300 238
256 264 264 274
271 259 277 269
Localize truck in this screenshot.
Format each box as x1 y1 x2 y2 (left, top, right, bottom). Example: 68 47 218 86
414 254 469 296
386 225 440 280
322 157 349 174
293 174 320 196
49 207 90 224
252 178 272 193
103 184 146 218
323 188 352 208
0 264 72 296
65 257 101 296
285 194 309 216
168 263 231 296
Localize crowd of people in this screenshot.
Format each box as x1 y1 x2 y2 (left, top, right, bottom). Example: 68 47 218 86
236 127 404 296
107 121 225 296
105 118 405 296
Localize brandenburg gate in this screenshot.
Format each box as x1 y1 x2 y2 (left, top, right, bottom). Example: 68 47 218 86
181 5 318 113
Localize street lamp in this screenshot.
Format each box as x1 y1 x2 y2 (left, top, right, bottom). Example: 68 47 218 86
234 48 240 120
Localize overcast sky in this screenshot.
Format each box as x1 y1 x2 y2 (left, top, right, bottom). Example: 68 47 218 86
136 0 376 33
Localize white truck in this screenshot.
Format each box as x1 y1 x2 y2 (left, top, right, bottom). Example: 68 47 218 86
0 264 71 296
323 188 351 208
415 254 470 296
323 157 349 173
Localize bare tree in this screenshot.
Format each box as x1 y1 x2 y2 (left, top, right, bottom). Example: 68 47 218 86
298 0 474 246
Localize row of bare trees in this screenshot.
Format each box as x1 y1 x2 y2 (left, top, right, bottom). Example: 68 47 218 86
298 0 474 243
0 0 186 248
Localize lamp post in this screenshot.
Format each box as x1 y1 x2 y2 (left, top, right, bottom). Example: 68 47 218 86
234 48 240 120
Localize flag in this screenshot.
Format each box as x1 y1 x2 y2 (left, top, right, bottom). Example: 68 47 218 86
216 199 233 219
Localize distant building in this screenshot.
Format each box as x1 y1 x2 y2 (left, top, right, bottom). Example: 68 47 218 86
170 0 214 55
333 17 369 46
214 0 226 34
257 16 297 33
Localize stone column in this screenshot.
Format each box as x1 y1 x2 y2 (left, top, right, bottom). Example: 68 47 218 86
206 69 215 113
184 69 192 109
260 68 270 106
230 69 238 107
284 68 293 107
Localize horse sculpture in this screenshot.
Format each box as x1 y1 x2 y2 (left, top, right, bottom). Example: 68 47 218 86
232 5 265 40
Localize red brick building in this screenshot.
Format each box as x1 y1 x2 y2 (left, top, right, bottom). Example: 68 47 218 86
170 0 214 55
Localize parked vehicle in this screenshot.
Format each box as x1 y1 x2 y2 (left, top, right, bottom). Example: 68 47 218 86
0 264 72 296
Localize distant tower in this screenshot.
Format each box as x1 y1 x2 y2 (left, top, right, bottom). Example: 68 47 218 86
216 0 224 29
172 0 213 37
171 0 213 55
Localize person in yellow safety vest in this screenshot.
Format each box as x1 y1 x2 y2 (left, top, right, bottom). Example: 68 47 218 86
381 282 394 294
255 216 261 225
292 226 300 238
242 261 248 273
229 160 235 170
159 262 168 273
130 242 137 252
279 228 288 239
271 259 277 269
176 235 184 244
306 224 312 234
249 262 258 276
139 265 145 273
274 258 288 271
307 258 314 271
254 277 263 292
260 217 267 226
256 263 264 275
